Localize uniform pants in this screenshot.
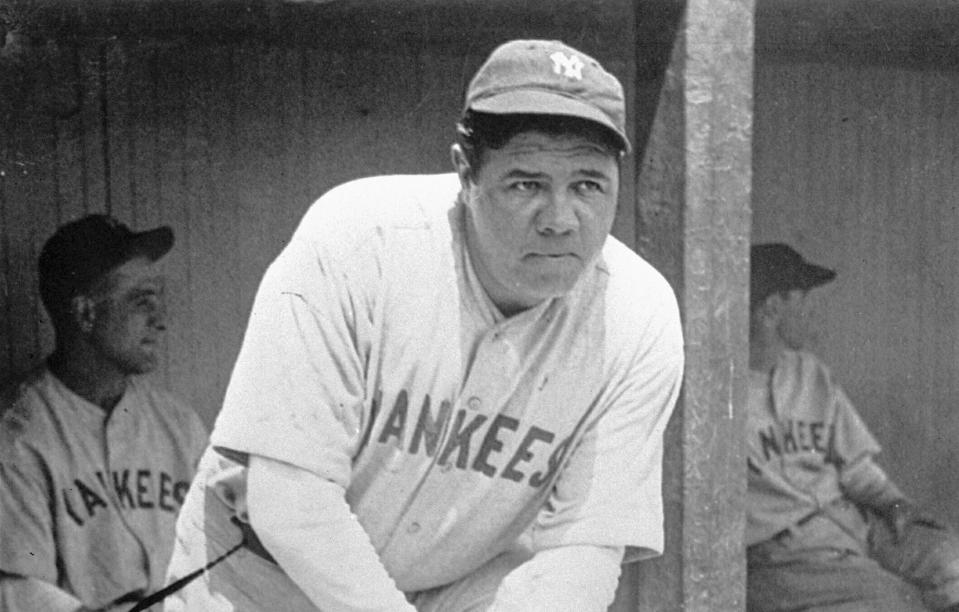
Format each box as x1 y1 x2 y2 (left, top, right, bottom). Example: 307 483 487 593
747 513 959 612
870 515 959 611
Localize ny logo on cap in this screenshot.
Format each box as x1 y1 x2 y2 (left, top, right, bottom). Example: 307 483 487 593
550 52 584 80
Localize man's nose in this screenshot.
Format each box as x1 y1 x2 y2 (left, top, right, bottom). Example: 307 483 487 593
151 300 168 331
536 192 579 235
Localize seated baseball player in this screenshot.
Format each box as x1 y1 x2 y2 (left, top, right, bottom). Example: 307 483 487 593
746 242 959 612
162 39 684 611
0 215 207 612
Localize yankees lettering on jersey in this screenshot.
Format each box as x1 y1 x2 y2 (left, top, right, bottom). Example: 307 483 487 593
170 174 684 608
372 389 572 488
0 368 207 609
754 419 835 462
62 467 190 526
745 350 884 545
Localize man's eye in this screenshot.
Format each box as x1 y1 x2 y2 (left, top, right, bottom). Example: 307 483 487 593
511 181 541 192
574 181 604 195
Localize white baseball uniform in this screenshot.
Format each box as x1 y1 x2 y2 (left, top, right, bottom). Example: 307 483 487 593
746 349 959 611
0 366 207 610
745 349 891 548
165 172 684 610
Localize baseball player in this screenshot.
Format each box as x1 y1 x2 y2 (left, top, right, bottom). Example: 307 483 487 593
0 215 207 612
163 39 684 611
746 243 959 612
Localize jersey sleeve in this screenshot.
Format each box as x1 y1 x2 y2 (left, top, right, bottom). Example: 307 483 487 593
209 211 376 487
829 383 881 469
489 545 624 612
827 383 900 504
180 401 209 470
0 433 57 583
530 289 684 560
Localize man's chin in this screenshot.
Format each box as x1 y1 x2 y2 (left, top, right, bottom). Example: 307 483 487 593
124 356 159 376
523 274 581 302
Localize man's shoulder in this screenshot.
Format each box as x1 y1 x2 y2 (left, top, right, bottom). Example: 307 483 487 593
774 350 842 408
0 367 61 449
780 349 833 379
127 377 207 434
575 238 683 374
297 173 460 238
596 237 680 325
600 237 675 296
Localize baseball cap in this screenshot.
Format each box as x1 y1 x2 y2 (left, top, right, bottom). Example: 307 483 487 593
464 39 630 153
39 214 174 308
750 243 836 306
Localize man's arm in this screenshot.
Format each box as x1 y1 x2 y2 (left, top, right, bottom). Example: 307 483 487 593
829 384 920 540
246 455 416 612
0 450 70 610
488 545 623 612
839 454 904 509
839 456 935 541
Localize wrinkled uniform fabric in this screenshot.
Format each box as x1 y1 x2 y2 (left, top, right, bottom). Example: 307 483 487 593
0 367 207 609
165 173 684 611
746 350 959 611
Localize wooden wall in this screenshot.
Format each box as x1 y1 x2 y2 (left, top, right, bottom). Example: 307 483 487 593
1 39 467 416
0 3 638 426
1 4 652 608
752 56 959 531
5 0 954 607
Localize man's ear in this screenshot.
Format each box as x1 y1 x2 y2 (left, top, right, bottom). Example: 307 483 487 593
758 293 784 326
450 143 473 191
70 295 97 334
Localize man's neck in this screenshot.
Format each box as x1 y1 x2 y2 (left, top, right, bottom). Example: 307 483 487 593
749 335 787 375
48 348 128 413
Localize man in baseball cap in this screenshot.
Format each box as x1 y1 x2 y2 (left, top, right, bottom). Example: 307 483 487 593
745 243 959 611
0 214 207 612
749 242 836 308
38 214 173 339
165 39 682 612
463 39 630 153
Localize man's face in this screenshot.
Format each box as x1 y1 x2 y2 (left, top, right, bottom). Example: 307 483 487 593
776 288 821 350
455 130 619 315
86 256 167 375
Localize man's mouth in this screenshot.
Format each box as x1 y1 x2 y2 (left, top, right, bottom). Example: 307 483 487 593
526 252 580 261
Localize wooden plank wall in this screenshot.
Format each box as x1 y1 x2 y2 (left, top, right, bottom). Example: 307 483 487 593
0 33 635 424
0 7 648 609
752 57 959 532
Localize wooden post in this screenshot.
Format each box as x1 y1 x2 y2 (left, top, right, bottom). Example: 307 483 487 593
629 0 754 609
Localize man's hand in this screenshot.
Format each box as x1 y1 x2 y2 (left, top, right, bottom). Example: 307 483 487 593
77 588 145 612
877 499 945 544
878 500 917 543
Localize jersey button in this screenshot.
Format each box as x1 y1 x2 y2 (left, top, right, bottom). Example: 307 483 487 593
467 396 482 411
408 522 421 534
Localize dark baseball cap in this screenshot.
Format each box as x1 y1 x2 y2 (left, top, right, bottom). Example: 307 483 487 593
750 243 836 306
464 39 630 153
39 214 174 308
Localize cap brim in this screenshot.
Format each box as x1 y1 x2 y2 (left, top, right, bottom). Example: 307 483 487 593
128 226 174 262
798 264 836 291
469 89 631 153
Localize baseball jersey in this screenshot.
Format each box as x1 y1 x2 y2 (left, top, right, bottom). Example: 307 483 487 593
169 173 683 605
745 349 896 546
0 367 207 609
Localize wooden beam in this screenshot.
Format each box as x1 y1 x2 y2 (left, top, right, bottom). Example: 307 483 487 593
631 0 753 609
